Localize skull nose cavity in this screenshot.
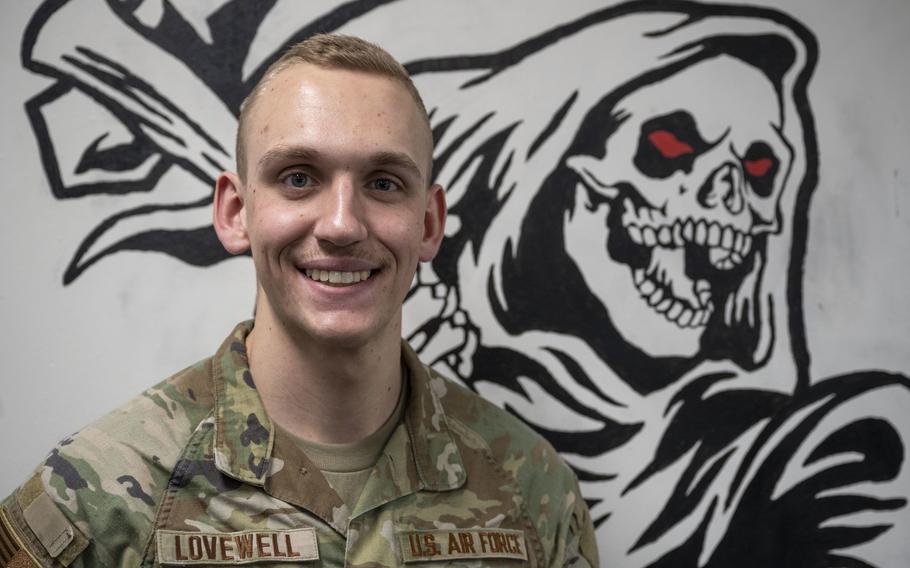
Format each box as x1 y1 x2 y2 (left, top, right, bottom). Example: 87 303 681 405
697 163 745 215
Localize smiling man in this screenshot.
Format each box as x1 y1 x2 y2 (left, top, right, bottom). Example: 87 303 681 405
0 35 597 567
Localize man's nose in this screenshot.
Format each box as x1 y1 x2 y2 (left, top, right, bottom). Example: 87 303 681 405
312 178 368 247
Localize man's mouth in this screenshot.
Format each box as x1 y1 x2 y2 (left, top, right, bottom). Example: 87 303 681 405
303 268 374 287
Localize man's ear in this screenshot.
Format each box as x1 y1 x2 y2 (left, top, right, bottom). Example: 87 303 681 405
419 183 447 262
213 171 250 254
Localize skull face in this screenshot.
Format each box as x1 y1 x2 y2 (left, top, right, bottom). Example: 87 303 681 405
565 56 792 359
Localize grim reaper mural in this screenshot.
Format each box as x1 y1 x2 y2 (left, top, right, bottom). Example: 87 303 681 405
21 0 910 566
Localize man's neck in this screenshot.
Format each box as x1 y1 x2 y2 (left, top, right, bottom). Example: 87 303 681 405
245 307 404 445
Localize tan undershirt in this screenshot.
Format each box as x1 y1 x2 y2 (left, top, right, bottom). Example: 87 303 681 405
289 371 408 510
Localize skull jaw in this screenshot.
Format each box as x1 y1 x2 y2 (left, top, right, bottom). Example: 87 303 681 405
566 190 702 359
565 181 767 365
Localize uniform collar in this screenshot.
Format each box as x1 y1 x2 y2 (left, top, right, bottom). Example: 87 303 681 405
211 321 274 485
211 321 466 493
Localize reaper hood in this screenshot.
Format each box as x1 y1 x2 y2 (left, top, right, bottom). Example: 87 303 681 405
412 1 818 404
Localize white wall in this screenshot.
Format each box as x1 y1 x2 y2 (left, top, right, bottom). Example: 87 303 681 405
1 1 908 565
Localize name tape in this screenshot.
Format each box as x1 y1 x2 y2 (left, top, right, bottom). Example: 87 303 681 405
156 528 318 565
399 528 528 562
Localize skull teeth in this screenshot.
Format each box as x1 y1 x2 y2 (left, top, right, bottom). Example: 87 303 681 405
632 268 713 328
624 216 752 269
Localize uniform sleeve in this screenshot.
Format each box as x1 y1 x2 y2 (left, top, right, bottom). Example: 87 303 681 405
1 471 89 567
552 479 599 568
0 426 169 568
563 486 599 567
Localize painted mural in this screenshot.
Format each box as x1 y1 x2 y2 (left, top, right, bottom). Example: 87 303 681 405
20 0 910 565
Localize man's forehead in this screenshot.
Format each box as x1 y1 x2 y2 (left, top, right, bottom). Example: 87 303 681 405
245 63 433 178
253 63 417 120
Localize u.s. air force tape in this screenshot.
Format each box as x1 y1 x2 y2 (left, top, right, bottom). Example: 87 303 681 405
156 528 318 565
399 528 528 562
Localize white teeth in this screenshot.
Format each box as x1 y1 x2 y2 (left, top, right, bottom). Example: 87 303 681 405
631 267 713 329
304 268 372 285
639 279 656 296
721 226 734 249
707 223 721 246
683 220 695 242
620 208 757 329
622 198 636 224
642 226 657 247
698 306 713 326
624 214 751 258
695 221 708 245
677 309 693 327
708 247 726 266
648 288 664 306
708 246 745 270
672 222 684 247
695 279 712 307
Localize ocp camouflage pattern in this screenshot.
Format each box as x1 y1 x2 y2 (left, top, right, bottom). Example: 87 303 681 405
1 322 598 566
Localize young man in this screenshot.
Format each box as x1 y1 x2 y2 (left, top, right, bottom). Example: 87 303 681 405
1 35 597 567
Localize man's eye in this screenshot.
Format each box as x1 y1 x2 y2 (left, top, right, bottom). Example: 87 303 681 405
371 178 400 192
284 172 311 188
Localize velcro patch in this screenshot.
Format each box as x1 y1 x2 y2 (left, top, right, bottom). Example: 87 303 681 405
156 528 318 565
21 492 73 558
399 528 528 562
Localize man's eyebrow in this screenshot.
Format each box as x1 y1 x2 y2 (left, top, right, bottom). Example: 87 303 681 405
369 151 423 181
255 146 424 181
257 145 321 169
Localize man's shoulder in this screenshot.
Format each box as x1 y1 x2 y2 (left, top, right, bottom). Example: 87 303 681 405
422 365 599 566
427 365 577 489
1 356 218 565
57 355 216 474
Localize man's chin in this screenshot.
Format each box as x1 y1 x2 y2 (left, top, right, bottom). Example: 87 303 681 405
287 313 393 350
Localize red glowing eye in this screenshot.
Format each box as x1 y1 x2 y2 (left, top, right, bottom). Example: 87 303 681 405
648 130 694 159
745 158 773 177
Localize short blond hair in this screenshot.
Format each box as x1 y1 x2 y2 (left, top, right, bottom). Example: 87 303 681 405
235 34 430 180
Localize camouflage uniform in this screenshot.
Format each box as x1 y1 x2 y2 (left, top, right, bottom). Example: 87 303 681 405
1 322 598 567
